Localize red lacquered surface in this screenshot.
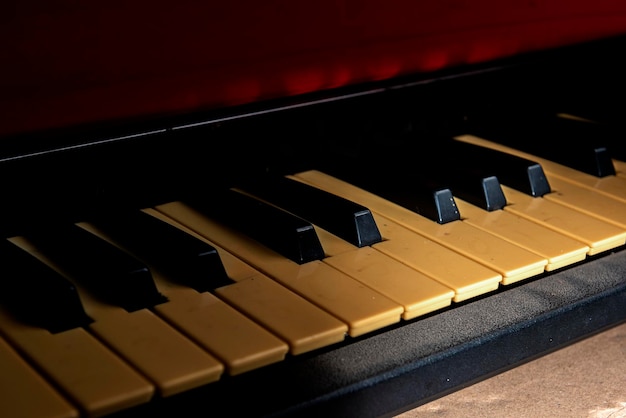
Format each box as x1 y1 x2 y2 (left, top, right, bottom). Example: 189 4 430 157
3 1 626 137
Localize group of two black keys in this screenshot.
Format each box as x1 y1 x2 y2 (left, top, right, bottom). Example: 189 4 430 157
1 114 615 335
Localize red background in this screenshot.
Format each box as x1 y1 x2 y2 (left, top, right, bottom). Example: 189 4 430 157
3 0 626 137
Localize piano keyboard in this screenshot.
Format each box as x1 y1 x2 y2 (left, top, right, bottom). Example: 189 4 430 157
1 112 626 418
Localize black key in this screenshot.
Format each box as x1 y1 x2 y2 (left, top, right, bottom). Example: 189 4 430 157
318 151 461 224
449 139 552 197
320 131 508 216
550 117 616 177
403 133 510 211
471 175 507 211
237 175 382 247
0 239 92 333
414 188 460 224
186 189 325 264
466 112 616 177
420 166 507 212
556 114 626 163
89 210 233 292
25 224 167 312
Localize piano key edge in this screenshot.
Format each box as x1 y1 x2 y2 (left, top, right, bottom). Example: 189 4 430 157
102 247 626 418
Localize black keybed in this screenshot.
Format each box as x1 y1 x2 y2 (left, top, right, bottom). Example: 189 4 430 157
2 34 626 418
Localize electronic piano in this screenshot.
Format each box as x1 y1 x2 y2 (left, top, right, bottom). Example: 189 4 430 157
2 2 626 417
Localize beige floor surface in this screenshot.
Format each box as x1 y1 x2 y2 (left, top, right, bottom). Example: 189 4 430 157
395 321 626 418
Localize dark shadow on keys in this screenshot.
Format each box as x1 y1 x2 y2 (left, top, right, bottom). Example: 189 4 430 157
23 223 167 312
0 238 92 333
88 209 234 293
184 188 326 264
450 139 552 198
463 111 617 178
556 103 626 163
316 130 517 222
236 174 382 247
